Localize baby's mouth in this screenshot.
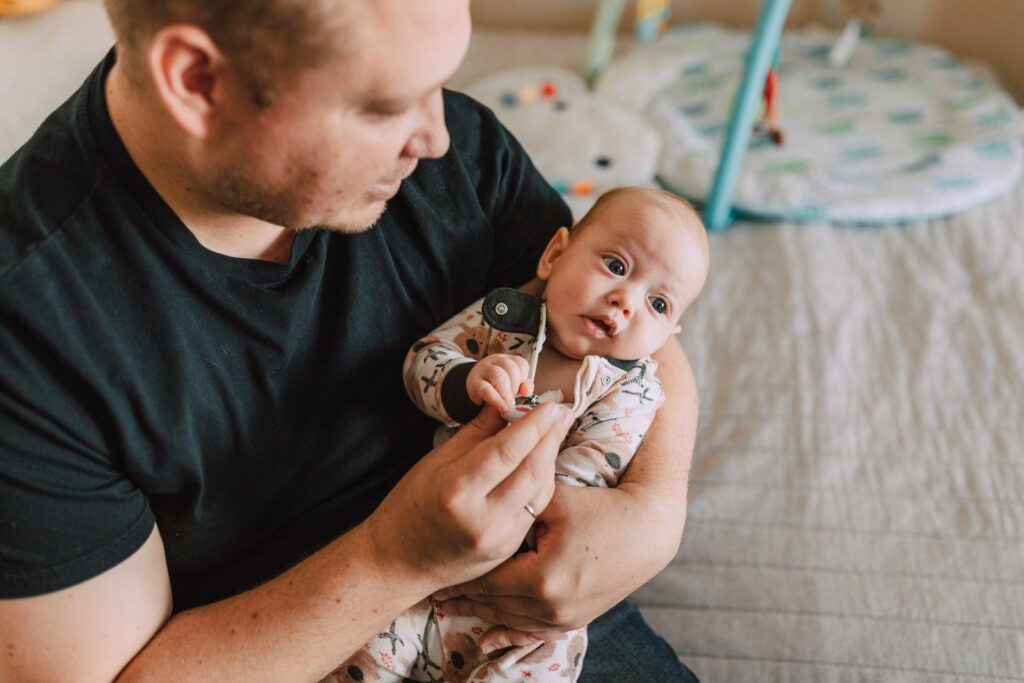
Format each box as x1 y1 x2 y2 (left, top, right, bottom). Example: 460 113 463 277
583 316 616 337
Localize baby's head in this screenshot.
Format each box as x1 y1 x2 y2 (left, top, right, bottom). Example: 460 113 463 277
536 187 709 361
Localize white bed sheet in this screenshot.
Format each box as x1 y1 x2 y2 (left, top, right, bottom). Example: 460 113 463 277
640 184 1024 681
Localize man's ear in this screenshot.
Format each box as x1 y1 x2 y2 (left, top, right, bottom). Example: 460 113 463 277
147 25 225 139
536 227 571 280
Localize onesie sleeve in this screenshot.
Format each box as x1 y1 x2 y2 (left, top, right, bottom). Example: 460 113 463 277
556 359 666 488
403 296 490 427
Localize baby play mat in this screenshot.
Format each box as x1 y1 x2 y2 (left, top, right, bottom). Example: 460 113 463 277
594 23 1023 223
466 67 661 218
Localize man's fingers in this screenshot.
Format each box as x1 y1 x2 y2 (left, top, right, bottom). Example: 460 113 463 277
434 550 541 601
453 405 507 446
486 404 569 510
432 576 491 602
436 597 554 633
478 626 567 655
446 594 547 622
462 403 571 492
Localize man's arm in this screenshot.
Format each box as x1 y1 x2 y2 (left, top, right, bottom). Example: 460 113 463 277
0 527 171 682
433 337 697 647
615 335 695 534
1 518 430 682
0 405 574 682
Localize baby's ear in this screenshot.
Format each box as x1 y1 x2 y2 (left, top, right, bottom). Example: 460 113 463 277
536 227 571 280
671 311 686 335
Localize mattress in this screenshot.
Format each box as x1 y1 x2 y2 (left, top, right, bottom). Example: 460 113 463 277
637 183 1024 681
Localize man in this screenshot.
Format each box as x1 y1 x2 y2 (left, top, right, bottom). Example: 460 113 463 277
0 1 699 680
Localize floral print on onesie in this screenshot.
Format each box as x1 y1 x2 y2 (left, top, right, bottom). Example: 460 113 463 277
329 288 664 683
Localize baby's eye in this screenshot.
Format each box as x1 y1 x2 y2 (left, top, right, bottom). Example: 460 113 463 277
650 297 668 315
602 257 626 276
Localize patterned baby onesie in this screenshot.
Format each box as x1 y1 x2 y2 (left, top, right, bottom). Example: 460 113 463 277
329 288 664 683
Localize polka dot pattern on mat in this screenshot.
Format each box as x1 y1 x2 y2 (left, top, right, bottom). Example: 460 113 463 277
597 22 1023 223
466 66 662 218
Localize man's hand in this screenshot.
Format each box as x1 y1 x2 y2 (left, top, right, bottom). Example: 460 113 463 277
466 354 534 413
430 483 677 650
364 402 571 596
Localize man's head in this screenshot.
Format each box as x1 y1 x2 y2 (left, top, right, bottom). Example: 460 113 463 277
104 0 471 232
536 187 710 361
103 0 351 105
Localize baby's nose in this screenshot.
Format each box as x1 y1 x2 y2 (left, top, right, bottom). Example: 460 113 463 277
609 290 636 317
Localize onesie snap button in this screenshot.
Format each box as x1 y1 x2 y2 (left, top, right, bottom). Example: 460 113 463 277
601 375 612 386
495 302 509 315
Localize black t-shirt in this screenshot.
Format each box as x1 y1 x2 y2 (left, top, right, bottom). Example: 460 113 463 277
0 51 570 610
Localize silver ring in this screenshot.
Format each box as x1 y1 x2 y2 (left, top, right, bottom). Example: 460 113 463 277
523 503 538 519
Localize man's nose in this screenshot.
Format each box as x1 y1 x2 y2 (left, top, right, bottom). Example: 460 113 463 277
403 90 450 160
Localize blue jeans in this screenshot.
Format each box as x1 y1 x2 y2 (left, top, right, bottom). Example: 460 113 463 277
579 601 699 682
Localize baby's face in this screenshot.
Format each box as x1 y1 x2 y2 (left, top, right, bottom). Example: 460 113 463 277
538 192 709 361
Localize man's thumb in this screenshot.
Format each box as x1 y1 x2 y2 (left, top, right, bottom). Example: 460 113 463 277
456 406 506 444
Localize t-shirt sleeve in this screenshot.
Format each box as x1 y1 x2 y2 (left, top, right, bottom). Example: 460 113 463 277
445 90 573 292
0 310 154 598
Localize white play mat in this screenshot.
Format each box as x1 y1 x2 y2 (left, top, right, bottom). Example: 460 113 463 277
597 22 1023 224
466 66 661 218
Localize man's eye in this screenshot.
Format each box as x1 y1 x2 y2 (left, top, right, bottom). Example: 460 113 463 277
650 297 668 314
365 105 407 120
602 257 626 276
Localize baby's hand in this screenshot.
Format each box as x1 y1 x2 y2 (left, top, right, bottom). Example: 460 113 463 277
466 355 534 414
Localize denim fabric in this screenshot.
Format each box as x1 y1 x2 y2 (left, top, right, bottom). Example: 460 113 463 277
579 601 699 682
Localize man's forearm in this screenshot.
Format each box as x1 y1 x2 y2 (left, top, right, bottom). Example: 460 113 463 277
118 522 429 682
617 338 697 558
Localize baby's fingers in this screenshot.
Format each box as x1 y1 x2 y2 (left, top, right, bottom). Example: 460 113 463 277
507 355 532 387
482 366 516 409
490 356 531 401
478 383 509 414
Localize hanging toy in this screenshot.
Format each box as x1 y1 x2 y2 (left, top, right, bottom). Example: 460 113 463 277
585 0 670 86
754 47 785 146
635 0 671 42
829 0 882 68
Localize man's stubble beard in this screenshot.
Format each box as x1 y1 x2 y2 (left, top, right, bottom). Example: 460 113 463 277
213 171 388 234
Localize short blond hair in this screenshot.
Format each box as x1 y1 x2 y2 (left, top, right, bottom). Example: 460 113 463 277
573 187 703 235
103 0 352 105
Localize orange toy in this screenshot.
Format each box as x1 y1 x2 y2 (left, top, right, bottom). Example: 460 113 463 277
0 0 59 19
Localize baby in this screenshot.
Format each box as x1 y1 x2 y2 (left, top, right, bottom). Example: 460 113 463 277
333 187 709 683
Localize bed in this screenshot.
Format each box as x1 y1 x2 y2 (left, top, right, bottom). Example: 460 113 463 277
3 4 1022 680
458 27 1024 683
